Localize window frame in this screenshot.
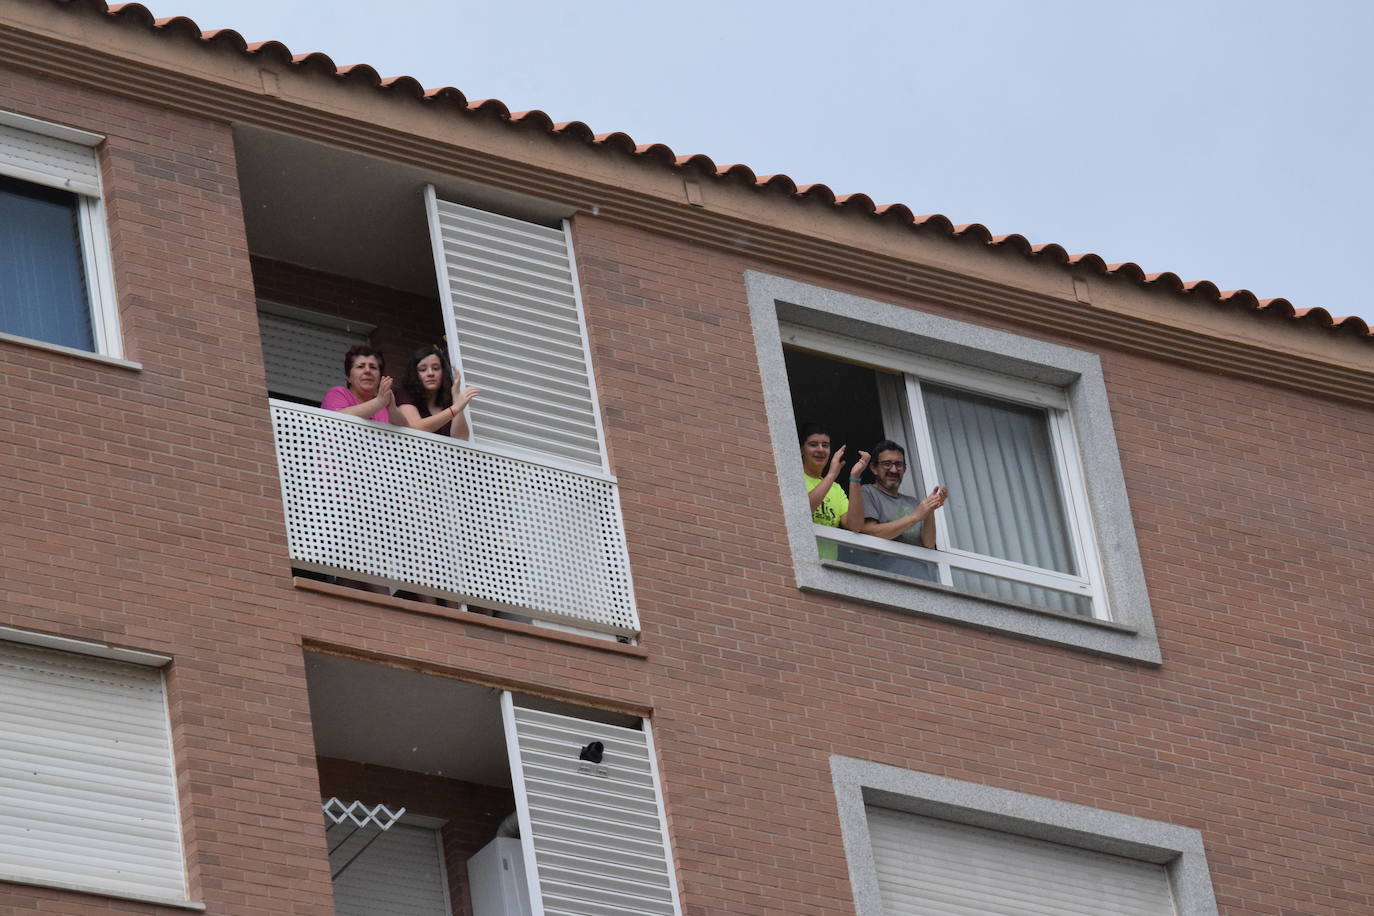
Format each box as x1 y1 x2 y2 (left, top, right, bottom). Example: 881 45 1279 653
746 271 1161 663
0 109 122 359
830 756 1220 916
784 323 1108 617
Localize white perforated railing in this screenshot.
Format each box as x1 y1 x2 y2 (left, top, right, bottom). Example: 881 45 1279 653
270 400 638 635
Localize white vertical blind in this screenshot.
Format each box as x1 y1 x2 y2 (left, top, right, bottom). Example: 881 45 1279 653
0 120 101 196
867 807 1178 916
0 641 186 901
328 820 452 916
504 701 681 916
922 384 1086 614
427 195 606 469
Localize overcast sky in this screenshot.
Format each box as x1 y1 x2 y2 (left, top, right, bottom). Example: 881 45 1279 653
140 0 1373 323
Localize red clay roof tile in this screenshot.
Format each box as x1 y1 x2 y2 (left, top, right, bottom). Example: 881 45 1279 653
64 2 1363 340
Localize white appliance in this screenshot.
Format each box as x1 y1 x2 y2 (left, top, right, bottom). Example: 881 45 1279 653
467 836 532 916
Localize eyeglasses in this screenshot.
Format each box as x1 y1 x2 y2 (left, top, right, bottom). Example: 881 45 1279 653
875 460 907 470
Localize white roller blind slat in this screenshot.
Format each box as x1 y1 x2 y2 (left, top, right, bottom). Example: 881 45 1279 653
0 641 186 901
429 196 606 469
0 122 101 196
867 807 1177 916
257 307 371 403
506 703 682 916
328 820 451 916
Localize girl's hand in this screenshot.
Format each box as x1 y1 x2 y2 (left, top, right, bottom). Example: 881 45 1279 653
453 386 481 411
852 450 871 476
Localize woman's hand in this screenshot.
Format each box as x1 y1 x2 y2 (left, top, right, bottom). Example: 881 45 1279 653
376 376 396 407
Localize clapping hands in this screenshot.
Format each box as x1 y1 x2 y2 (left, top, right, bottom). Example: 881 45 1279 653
918 486 949 514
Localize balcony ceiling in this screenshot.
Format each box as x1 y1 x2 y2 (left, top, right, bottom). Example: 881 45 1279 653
234 125 573 297
304 651 636 788
306 652 512 786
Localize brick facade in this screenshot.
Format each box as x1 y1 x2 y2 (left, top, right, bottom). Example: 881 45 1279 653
0 9 1370 916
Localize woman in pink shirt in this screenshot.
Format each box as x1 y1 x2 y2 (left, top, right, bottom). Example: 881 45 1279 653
320 345 410 427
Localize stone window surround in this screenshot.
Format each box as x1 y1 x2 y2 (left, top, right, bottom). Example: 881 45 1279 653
830 755 1220 916
745 271 1160 664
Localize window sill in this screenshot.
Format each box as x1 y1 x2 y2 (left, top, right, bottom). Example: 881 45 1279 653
799 560 1160 664
819 557 1139 635
0 871 204 911
0 329 141 371
294 578 649 659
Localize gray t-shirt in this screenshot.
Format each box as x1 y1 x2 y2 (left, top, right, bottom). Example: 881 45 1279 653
861 484 924 545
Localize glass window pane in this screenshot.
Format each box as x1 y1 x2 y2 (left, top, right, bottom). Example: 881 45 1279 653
950 567 1092 617
922 383 1077 574
838 541 939 583
0 174 94 351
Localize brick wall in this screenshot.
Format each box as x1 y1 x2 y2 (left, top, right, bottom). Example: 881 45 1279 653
570 213 1374 916
1 56 1370 916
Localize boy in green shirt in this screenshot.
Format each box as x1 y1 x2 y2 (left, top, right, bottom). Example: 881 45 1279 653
799 422 870 531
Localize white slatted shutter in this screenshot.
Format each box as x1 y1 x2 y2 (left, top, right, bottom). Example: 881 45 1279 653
503 697 682 916
427 192 606 469
0 120 101 196
328 820 452 916
257 303 373 403
0 641 186 901
866 806 1178 916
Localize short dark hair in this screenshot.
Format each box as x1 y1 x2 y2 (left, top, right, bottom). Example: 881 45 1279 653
343 344 385 377
870 439 906 460
798 422 831 445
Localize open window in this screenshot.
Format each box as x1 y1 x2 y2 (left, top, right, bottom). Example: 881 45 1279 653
0 111 121 358
305 653 682 916
785 328 1100 618
748 272 1160 663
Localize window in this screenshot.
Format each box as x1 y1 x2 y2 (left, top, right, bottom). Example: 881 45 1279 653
785 326 1102 618
831 757 1220 916
0 111 120 358
257 300 374 404
327 815 453 915
0 635 190 907
747 272 1160 663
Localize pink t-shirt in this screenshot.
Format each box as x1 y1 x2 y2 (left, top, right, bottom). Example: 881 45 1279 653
321 386 390 423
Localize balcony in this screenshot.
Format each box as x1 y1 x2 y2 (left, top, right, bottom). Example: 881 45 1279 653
271 400 638 637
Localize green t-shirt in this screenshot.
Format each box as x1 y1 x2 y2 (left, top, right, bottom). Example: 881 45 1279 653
805 474 849 527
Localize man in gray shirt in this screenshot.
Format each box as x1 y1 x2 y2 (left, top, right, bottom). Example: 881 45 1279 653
856 439 948 581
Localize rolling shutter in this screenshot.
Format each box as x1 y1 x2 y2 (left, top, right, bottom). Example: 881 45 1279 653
328 820 452 916
426 191 606 469
0 641 186 901
866 806 1178 916
0 120 101 197
257 302 373 403
503 697 682 916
